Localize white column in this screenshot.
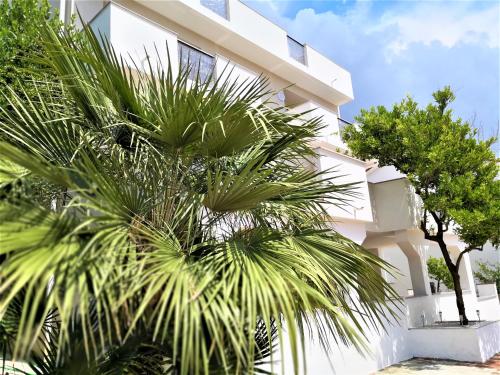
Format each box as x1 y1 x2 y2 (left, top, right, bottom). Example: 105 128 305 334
450 247 476 293
396 240 432 296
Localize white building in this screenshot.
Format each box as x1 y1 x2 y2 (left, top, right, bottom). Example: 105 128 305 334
52 1 500 373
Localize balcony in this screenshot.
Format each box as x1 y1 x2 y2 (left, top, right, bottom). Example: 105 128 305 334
132 0 353 105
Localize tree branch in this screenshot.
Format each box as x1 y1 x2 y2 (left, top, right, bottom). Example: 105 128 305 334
443 220 449 233
456 245 483 269
429 210 443 234
420 219 437 241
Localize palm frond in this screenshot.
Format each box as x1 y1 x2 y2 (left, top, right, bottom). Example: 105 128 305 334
0 21 400 374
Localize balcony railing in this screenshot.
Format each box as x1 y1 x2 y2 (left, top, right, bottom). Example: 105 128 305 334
287 36 306 65
338 118 353 142
201 0 228 19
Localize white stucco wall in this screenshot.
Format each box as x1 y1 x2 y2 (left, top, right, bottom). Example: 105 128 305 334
367 179 421 233
74 0 105 28
380 246 413 297
291 102 342 146
334 221 367 245
408 321 500 363
316 150 373 223
367 165 405 184
268 296 500 374
265 308 411 375
91 3 179 75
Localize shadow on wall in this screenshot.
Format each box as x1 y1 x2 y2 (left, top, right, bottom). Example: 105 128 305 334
477 321 500 361
375 310 412 371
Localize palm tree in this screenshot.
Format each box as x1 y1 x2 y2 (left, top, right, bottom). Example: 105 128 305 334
0 24 398 374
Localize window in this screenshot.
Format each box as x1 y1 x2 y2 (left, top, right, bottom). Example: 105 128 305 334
287 36 306 65
201 0 228 19
178 42 215 83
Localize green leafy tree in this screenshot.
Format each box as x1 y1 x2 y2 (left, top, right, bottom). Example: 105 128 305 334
474 261 500 291
0 0 75 208
343 86 500 325
0 0 63 104
0 24 398 374
427 257 454 292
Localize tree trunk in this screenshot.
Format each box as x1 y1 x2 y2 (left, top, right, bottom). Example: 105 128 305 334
449 268 469 325
436 239 469 325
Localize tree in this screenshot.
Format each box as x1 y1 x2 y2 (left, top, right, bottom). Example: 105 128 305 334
427 257 453 292
343 87 500 325
474 261 500 291
0 0 74 208
0 0 64 104
0 24 398 373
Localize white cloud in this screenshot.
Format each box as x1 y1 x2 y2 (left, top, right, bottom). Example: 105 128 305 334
376 3 500 55
244 0 499 137
253 0 500 58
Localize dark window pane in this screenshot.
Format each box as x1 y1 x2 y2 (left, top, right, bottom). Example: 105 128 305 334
287 36 306 65
201 0 228 19
178 42 215 82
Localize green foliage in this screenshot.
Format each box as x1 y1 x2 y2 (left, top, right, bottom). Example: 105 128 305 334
0 24 399 374
343 86 499 323
0 0 62 103
427 257 454 291
474 261 500 291
0 0 73 208
343 86 499 251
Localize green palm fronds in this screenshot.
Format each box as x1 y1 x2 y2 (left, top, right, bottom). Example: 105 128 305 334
0 23 399 374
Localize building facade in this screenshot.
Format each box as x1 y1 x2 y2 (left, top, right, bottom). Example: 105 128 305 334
52 1 500 373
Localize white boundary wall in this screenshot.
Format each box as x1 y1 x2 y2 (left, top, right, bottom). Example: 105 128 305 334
409 321 500 363
265 307 412 375
269 295 500 374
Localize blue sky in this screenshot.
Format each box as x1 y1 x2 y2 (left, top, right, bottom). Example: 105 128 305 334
243 0 500 151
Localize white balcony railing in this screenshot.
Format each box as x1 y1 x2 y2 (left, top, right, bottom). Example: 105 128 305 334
200 0 228 19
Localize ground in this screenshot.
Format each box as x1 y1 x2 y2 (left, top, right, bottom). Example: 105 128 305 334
378 355 500 374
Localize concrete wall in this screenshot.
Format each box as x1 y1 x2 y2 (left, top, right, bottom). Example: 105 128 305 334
408 321 500 363
477 294 500 321
269 297 500 374
367 179 421 233
406 292 479 326
316 149 373 223
334 221 368 245
290 101 341 145
478 284 498 298
380 246 413 297
91 2 179 76
476 321 500 361
265 308 412 375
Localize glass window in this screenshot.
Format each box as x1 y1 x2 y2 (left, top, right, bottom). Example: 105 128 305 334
178 42 215 83
287 36 306 65
201 0 228 19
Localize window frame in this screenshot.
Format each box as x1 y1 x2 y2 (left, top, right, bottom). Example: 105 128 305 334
178 40 216 82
